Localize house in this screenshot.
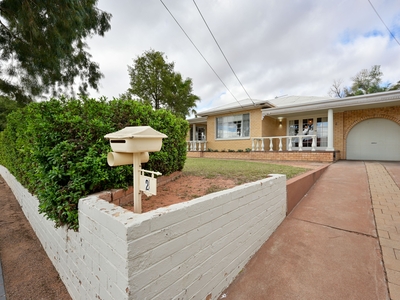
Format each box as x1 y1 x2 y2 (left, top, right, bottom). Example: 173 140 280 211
187 90 400 162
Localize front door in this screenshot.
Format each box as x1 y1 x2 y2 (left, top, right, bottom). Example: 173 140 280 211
288 117 328 149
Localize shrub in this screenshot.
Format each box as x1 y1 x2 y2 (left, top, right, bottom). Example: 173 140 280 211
0 96 189 230
245 148 252 152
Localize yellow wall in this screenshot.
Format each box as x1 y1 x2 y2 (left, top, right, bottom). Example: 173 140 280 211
205 108 279 151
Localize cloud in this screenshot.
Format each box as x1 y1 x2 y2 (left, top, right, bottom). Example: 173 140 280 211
87 0 400 112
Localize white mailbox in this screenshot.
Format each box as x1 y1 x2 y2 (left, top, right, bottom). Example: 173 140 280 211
104 126 167 153
104 126 168 213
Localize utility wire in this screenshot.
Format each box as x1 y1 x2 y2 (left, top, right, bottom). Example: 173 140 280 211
367 0 400 47
159 0 243 108
193 0 255 105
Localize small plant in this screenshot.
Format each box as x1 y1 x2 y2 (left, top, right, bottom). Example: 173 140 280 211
213 149 219 152
207 148 213 152
221 149 226 152
228 149 235 152
206 185 223 194
237 149 244 152
245 148 252 152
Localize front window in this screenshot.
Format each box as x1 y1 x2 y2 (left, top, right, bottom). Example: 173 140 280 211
288 116 327 148
216 113 250 139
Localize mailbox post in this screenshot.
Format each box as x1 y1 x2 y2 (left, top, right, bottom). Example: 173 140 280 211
104 126 167 213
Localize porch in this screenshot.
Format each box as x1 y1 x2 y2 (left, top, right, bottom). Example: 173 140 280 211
187 136 340 162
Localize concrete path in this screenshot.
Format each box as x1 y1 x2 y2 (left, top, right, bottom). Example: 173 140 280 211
369 162 400 299
222 161 400 300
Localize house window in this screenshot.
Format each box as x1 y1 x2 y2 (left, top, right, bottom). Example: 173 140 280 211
190 127 206 141
216 113 250 139
288 116 328 148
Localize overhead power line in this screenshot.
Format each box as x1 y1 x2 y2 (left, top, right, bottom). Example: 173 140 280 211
192 0 255 105
367 0 400 47
159 0 244 108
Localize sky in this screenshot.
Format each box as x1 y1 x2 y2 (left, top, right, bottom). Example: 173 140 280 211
86 0 400 113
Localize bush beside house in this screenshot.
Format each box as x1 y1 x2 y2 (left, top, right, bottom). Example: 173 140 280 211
0 96 189 230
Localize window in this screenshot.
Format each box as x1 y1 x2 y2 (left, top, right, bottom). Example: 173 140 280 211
288 116 328 148
189 127 206 141
316 117 328 147
216 113 250 139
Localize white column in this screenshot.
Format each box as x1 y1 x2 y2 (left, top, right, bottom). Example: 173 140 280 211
192 124 197 141
326 109 335 151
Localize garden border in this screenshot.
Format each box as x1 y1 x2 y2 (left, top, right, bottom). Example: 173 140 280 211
0 165 286 299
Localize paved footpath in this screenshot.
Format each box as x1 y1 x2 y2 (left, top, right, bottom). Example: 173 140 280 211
222 161 400 300
367 162 400 300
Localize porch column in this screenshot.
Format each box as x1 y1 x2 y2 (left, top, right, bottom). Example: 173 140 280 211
192 124 196 141
326 108 335 151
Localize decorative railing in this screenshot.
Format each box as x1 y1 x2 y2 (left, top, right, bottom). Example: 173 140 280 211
187 140 207 151
251 135 317 152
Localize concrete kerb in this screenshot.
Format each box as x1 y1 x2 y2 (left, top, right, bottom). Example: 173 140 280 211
286 163 331 215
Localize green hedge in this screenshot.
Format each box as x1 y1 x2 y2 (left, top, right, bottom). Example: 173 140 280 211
0 96 189 230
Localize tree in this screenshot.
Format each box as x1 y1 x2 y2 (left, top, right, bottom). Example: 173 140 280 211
389 81 400 91
127 49 199 118
0 0 111 104
350 65 384 95
329 79 346 98
329 65 398 98
0 95 20 131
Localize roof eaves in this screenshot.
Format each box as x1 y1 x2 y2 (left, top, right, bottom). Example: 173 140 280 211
197 100 274 117
262 90 400 117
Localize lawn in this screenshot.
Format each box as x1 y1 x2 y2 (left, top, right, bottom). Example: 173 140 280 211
182 158 309 185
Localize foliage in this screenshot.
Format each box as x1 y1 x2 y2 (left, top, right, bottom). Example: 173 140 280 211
0 95 21 131
0 96 188 230
127 49 199 118
349 65 384 96
329 65 399 98
0 0 111 104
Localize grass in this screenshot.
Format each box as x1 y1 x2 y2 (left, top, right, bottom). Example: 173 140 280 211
182 158 309 185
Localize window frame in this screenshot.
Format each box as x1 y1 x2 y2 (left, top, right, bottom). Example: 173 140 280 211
287 114 328 149
215 113 250 140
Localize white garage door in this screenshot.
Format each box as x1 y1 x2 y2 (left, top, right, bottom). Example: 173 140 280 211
347 118 400 161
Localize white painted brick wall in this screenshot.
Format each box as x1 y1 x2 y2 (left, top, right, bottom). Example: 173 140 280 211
0 165 131 300
0 165 286 300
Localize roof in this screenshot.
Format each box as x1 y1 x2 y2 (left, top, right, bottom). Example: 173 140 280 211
196 98 275 117
268 95 330 107
189 91 400 122
263 90 400 118
195 95 330 117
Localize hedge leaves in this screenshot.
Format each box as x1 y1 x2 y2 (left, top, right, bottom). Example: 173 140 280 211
0 96 189 230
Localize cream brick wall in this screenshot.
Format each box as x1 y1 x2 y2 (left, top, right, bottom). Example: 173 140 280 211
191 151 339 162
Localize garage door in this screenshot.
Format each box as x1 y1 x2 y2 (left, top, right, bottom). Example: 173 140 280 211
347 118 400 161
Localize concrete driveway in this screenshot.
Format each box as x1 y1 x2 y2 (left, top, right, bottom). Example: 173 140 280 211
222 161 400 300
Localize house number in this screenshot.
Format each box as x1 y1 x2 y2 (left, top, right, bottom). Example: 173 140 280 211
140 174 157 195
